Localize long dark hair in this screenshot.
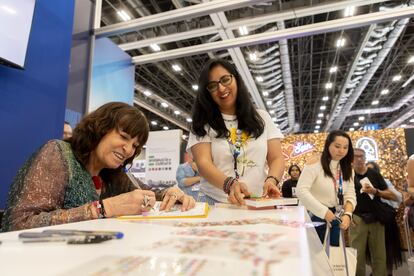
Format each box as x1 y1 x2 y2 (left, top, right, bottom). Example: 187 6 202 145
288 164 301 176
191 59 264 139
69 102 149 196
321 130 354 181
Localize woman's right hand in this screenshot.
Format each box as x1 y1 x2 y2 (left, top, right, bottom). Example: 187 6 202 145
102 190 156 217
324 210 336 228
228 181 251 205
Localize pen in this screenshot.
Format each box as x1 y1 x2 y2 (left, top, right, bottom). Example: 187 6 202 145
42 229 124 239
124 168 142 189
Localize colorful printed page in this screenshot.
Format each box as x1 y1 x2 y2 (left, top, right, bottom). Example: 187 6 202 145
117 201 209 220
245 197 298 208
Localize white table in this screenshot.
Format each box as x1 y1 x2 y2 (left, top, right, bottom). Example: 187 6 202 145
0 206 332 276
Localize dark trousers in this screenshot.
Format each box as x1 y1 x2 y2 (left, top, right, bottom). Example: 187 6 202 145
311 208 340 246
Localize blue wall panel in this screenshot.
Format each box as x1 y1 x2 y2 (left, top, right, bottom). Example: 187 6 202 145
0 0 75 208
88 37 134 112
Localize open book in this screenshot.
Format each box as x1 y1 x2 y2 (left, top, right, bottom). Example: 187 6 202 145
117 201 209 220
245 197 298 208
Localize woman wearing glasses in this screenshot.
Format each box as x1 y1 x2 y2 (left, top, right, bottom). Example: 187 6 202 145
187 59 285 205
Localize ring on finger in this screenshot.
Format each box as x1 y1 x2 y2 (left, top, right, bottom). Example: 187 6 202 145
141 194 150 208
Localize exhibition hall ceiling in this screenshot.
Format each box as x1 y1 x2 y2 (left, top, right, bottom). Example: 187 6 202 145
97 0 414 135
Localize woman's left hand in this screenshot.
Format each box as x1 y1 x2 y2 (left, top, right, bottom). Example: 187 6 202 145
160 187 196 212
262 180 281 198
340 215 351 230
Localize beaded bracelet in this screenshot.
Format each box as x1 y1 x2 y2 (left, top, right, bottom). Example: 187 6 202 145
223 177 238 194
99 198 107 218
265 176 279 185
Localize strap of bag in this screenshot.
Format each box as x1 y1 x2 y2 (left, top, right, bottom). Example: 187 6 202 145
323 225 350 276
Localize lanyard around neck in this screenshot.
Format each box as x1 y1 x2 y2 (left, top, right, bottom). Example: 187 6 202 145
332 167 344 206
228 129 242 179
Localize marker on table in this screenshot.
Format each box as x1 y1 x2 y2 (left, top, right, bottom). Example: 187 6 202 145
42 229 124 239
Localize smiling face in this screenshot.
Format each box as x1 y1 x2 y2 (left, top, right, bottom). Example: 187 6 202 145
208 65 238 115
289 166 301 180
90 129 139 171
328 135 349 161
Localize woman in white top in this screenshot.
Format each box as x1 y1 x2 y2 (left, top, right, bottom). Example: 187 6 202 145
296 130 356 245
188 59 285 205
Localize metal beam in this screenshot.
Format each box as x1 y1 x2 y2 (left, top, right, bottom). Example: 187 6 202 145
226 0 390 30
119 26 220 51
131 6 414 64
95 0 269 37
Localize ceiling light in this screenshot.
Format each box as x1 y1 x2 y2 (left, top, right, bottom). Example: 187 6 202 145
143 90 152 96
314 130 319 133
150 44 160 52
266 100 272 106
186 118 192 123
408 56 414 64
316 119 322 124
256 76 263 82
151 121 157 126
249 52 258 61
320 106 326 110
182 134 188 140
318 113 324 118
358 116 365 121
410 119 414 123
353 122 359 126
380 89 389 95
392 75 402 82
325 82 333 89
322 96 329 101
329 66 338 73
371 100 379 105
401 124 407 128
349 127 355 131
402 75 414 88
315 125 320 129
172 64 181 72
161 102 168 108
262 91 269 97
238 26 248 36
163 126 169 130
344 6 355 17
336 38 346 48
174 110 181 115
269 110 275 114
192 84 199 91
272 117 277 122
117 10 131 21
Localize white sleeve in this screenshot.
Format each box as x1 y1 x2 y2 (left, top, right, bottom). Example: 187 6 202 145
187 129 212 152
296 163 329 219
257 109 284 140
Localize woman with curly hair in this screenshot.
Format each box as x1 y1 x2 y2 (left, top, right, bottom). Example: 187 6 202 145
2 102 195 231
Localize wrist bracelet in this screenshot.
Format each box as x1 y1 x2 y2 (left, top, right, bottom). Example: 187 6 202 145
99 199 107 218
265 176 279 185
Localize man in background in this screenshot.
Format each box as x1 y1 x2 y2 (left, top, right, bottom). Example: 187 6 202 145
63 121 72 140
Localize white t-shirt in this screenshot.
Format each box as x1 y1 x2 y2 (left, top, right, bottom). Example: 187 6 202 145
187 109 284 202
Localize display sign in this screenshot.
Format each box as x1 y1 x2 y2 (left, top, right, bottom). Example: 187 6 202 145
145 129 182 189
363 124 380 131
355 137 379 161
282 141 315 160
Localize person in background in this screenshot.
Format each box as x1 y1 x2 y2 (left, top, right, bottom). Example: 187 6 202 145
296 130 356 246
188 59 285 206
351 148 397 276
365 161 403 275
282 164 301 198
63 121 73 140
407 154 414 199
2 102 195 232
176 153 202 200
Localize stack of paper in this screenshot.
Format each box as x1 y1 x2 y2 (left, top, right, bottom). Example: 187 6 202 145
245 197 299 208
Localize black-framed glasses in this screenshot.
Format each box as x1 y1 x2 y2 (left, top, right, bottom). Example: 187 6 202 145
206 74 233 93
